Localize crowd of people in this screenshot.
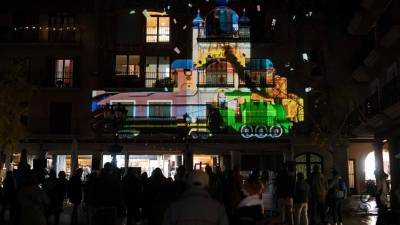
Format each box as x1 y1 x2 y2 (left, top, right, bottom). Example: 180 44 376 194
0 160 350 225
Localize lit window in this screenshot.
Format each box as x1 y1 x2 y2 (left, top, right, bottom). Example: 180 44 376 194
115 55 140 76
54 58 73 88
348 160 355 189
145 56 170 88
146 12 170 43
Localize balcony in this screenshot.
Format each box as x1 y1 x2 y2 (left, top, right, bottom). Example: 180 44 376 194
351 76 400 132
0 27 80 45
105 72 176 91
40 72 77 89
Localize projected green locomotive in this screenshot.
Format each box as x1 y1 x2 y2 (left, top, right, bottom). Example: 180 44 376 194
215 91 292 139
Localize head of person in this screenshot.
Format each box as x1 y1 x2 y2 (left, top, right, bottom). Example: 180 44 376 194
58 171 66 179
297 172 304 182
332 168 340 177
75 168 83 177
177 165 186 178
141 172 148 180
242 180 263 196
151 168 164 179
188 170 209 189
103 162 113 174
49 169 56 179
313 165 320 174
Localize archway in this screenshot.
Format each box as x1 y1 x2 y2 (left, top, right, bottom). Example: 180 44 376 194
364 150 390 181
295 152 323 179
205 61 234 86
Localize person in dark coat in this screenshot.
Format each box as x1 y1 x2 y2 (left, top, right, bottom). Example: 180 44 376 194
91 163 123 225
122 167 143 225
276 163 295 225
234 177 264 225
68 168 83 225
53 171 68 225
44 170 58 224
1 171 17 223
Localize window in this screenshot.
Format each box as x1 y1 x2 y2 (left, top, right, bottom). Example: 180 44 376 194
48 14 76 42
110 100 135 118
115 55 140 76
148 101 172 118
145 56 170 88
295 152 323 179
200 61 234 87
348 159 355 189
146 13 170 43
54 58 73 88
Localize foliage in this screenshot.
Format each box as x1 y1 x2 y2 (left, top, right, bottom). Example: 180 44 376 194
0 65 35 154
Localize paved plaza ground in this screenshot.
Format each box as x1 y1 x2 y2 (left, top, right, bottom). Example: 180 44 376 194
1 196 379 225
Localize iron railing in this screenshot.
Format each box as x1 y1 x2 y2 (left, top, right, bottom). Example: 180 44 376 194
145 72 176 88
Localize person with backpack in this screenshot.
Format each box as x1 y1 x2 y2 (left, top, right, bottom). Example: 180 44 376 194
327 169 347 225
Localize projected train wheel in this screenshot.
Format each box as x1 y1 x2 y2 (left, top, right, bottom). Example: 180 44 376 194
240 125 253 139
255 125 268 139
270 126 283 138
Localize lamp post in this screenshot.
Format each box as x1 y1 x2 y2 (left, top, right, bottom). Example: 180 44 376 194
183 113 193 171
103 103 127 166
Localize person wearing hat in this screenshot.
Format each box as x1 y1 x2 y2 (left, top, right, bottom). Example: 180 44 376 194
163 170 228 225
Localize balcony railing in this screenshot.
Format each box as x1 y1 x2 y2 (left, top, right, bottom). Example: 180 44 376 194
350 76 400 127
0 28 80 44
197 70 235 88
145 72 176 88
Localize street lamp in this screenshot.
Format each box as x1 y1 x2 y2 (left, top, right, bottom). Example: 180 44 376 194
103 103 128 166
183 113 193 171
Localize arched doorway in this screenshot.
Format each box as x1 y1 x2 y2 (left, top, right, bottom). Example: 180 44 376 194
364 150 390 181
205 61 234 86
295 152 323 179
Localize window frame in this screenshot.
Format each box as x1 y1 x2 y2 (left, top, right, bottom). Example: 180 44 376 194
110 100 136 118
348 159 356 191
54 58 74 88
146 15 170 43
145 56 170 88
146 100 173 118
114 54 141 77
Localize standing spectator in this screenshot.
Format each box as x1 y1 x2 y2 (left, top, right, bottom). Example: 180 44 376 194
294 172 310 225
234 177 264 225
163 170 228 225
18 170 49 225
91 163 123 225
122 167 143 225
68 168 83 225
327 169 347 225
53 171 68 225
309 165 328 225
231 165 244 210
1 171 17 223
44 170 58 224
276 163 295 225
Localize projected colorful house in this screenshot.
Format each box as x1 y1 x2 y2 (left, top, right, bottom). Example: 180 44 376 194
91 0 304 139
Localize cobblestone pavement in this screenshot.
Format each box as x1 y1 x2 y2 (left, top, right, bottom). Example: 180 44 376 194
1 196 378 225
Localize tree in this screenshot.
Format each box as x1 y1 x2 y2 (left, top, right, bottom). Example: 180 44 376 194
0 64 34 168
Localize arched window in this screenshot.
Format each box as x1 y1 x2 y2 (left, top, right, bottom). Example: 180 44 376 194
205 61 234 86
295 152 323 179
